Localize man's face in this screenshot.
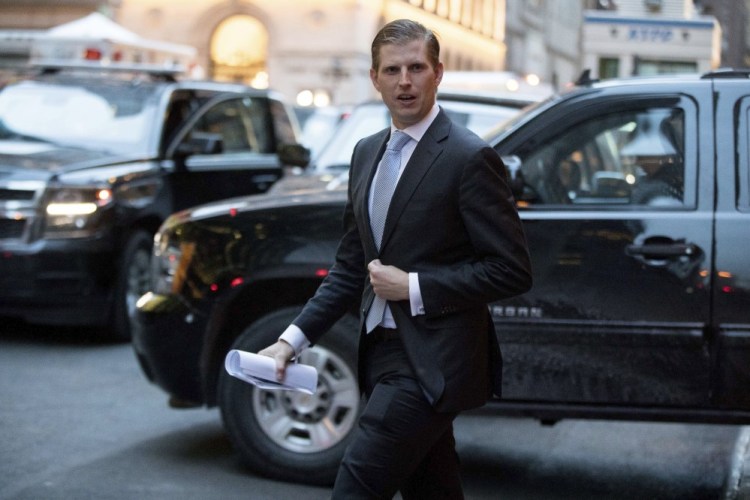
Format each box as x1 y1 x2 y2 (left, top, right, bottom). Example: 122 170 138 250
370 39 443 130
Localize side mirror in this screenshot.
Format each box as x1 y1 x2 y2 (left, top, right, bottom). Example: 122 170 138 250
278 143 311 168
175 132 224 158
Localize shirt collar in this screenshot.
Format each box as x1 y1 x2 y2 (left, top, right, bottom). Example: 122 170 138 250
390 103 440 142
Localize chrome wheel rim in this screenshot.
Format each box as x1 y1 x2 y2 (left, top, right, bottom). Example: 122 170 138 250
251 345 359 454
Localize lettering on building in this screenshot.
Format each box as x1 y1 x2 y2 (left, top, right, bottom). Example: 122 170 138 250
628 26 673 43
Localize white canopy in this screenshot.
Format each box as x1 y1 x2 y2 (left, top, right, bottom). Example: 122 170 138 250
37 12 196 59
48 12 141 42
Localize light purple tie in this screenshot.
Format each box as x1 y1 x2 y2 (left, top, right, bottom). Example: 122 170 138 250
370 130 411 250
366 130 411 333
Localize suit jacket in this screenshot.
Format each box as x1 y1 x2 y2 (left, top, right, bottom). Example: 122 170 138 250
293 108 532 413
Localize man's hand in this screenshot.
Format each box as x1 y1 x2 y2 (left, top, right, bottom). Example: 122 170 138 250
368 259 409 300
258 340 295 381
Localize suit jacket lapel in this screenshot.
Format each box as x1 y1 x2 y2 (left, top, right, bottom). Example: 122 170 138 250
356 131 389 253
379 111 451 251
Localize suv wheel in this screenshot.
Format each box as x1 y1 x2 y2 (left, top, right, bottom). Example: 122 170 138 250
112 230 153 341
218 307 361 485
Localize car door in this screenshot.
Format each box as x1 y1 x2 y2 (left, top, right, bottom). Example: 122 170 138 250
713 81 750 411
165 93 284 210
492 88 715 409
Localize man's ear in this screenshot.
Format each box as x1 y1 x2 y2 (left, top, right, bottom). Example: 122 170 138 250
434 62 444 86
370 67 381 92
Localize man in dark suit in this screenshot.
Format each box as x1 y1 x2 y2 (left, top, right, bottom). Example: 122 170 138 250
260 18 532 499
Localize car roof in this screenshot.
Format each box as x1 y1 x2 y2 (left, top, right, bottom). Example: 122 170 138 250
566 68 750 92
482 69 750 145
21 64 279 97
437 89 538 109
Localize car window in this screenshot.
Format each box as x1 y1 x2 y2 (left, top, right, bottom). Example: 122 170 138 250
313 104 390 171
518 107 687 208
186 97 273 154
161 90 212 147
440 100 522 137
269 99 299 147
740 101 750 211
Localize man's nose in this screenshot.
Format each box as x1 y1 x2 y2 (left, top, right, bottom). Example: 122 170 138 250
398 68 411 85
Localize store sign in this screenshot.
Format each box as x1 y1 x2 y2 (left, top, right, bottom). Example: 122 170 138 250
627 25 674 42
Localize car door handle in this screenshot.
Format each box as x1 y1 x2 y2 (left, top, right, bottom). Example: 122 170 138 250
625 242 698 258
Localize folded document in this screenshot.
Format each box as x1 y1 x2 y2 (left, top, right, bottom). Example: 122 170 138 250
224 349 318 395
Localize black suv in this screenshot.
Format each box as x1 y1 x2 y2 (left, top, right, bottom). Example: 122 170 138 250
133 69 750 484
0 66 309 340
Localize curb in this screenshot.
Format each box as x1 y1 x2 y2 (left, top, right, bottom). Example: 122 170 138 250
725 427 750 499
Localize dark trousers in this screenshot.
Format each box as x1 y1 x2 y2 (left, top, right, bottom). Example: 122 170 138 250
331 330 463 499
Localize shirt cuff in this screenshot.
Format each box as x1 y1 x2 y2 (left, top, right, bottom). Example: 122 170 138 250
409 272 425 316
279 324 311 357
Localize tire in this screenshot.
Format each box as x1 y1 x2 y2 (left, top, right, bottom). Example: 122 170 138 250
111 230 153 342
218 306 361 485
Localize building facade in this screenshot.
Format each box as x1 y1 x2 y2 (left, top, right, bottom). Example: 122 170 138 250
1 0 747 104
505 0 584 89
115 0 517 105
0 0 573 105
582 0 723 79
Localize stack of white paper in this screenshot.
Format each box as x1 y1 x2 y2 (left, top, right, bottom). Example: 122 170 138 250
224 349 318 395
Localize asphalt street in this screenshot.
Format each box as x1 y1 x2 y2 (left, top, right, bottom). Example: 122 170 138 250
1 321 748 499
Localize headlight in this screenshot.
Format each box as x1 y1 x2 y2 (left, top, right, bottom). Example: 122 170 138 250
152 231 195 295
43 187 113 237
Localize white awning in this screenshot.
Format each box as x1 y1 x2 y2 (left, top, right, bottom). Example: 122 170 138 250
40 12 196 58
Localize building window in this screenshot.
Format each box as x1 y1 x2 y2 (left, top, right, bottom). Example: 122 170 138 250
462 0 473 27
599 57 620 79
449 0 462 22
493 0 504 39
437 0 450 17
472 0 484 32
635 59 697 75
644 0 663 13
482 0 495 36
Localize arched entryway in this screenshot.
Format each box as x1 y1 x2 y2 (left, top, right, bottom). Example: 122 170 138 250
209 14 268 88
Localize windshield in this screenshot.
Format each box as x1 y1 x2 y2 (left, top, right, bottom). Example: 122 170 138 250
311 99 525 173
312 103 389 172
0 79 162 155
481 96 556 143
